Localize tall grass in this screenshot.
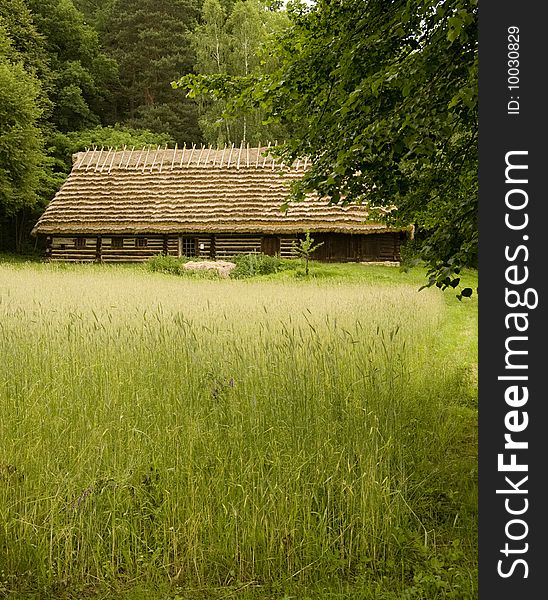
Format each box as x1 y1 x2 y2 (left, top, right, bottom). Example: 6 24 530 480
0 264 477 598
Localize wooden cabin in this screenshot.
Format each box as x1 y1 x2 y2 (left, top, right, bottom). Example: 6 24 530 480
31 145 411 263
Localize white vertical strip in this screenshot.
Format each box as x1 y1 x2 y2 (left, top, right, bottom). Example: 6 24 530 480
170 143 178 170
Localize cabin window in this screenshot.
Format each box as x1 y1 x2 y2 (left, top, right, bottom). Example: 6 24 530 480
182 237 197 257
75 238 86 249
111 237 124 249
135 238 148 248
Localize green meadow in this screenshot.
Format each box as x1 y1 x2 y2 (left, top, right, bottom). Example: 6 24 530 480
0 260 477 599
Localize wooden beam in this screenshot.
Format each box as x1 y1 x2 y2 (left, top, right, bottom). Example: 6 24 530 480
115 145 127 170
219 143 227 167
75 149 87 170
107 150 116 173
135 146 146 170
187 143 196 167
124 146 136 169
93 147 104 172
179 142 187 168
262 141 271 168
227 143 235 168
196 144 206 167
170 143 178 170
237 140 244 169
95 236 102 262
141 146 151 173
205 144 212 166
150 145 161 172
100 148 113 172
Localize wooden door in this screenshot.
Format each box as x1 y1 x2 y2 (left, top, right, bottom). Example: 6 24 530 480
362 236 380 260
261 236 280 256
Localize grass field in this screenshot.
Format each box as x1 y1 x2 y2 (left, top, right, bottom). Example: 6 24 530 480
0 259 477 599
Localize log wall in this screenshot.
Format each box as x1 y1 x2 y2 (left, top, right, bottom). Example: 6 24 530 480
47 232 405 263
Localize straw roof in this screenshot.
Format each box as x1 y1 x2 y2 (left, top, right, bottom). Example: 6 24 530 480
32 145 401 236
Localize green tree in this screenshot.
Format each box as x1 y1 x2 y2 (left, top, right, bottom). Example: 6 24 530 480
0 24 45 250
190 0 231 144
176 0 478 291
0 0 53 124
24 0 118 131
103 0 202 144
292 231 323 276
188 0 290 145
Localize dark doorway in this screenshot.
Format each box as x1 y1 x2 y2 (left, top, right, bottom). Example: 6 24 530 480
261 236 280 256
362 236 380 260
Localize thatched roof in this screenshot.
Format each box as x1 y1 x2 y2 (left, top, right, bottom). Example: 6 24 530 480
32 145 403 236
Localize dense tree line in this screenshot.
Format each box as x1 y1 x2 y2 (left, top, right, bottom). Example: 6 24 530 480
177 0 478 292
0 0 285 252
1 0 478 285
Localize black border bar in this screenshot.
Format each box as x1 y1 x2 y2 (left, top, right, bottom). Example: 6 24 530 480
479 2 546 596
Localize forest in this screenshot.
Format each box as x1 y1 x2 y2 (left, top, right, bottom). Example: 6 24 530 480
0 0 290 253
0 0 477 290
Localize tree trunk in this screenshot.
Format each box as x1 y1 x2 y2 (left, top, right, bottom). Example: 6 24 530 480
14 210 26 254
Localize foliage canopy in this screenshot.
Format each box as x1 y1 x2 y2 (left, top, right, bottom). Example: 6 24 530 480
175 0 478 291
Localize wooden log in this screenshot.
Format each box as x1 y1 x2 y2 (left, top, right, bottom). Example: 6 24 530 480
170 143 178 170
179 142 187 168
227 143 235 168
95 236 102 262
93 147 104 172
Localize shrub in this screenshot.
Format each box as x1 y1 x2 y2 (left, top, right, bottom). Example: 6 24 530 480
399 238 422 270
146 254 184 275
230 252 286 278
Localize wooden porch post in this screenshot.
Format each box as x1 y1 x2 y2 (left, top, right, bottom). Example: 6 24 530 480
95 236 102 262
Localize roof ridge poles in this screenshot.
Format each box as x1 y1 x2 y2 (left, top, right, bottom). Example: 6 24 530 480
226 142 235 168
246 142 250 168
170 143 178 170
115 145 127 171
237 140 244 169
272 140 278 170
262 141 271 168
107 147 118 173
187 143 197 167
134 146 146 171
93 146 105 172
124 146 136 169
179 142 187 168
141 146 151 173
196 144 205 167
84 148 96 171
219 143 227 168
303 156 309 170
204 144 212 167
158 143 168 173
256 141 261 168
150 145 161 172
212 143 218 167
100 147 113 172
75 148 89 170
